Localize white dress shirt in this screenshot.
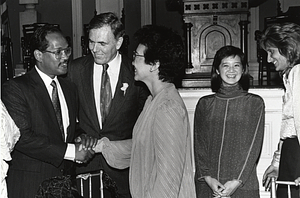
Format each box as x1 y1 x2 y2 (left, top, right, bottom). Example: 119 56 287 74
93 52 122 129
35 66 75 161
280 64 300 143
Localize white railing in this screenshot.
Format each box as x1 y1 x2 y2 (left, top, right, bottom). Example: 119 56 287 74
76 170 104 198
271 177 299 198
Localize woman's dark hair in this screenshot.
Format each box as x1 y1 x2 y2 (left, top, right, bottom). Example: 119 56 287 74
88 12 125 39
133 25 184 83
260 22 300 76
211 45 250 92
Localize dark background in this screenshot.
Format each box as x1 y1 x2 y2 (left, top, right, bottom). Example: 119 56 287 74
7 0 276 69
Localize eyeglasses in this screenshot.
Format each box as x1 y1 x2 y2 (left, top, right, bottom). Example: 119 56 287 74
43 47 72 59
133 51 144 60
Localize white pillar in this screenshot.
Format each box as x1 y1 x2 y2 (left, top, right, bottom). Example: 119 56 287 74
141 0 152 26
71 0 82 59
17 0 38 75
19 0 38 37
95 0 123 17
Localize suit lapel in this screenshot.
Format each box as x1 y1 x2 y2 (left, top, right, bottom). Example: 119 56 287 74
105 60 134 125
29 68 64 141
80 56 101 131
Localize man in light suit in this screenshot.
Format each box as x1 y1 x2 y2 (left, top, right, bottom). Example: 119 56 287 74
68 12 149 197
1 25 94 198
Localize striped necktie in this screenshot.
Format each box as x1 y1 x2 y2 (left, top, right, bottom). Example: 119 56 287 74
100 64 112 124
51 80 65 140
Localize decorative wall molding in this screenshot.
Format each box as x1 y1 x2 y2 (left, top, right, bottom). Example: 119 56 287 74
183 0 248 15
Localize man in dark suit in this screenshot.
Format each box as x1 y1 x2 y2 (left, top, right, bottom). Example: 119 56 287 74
68 12 149 197
1 25 94 198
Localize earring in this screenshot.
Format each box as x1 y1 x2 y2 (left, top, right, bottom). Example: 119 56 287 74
150 66 157 72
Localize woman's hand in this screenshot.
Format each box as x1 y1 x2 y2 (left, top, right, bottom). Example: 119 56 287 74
262 165 279 191
221 180 241 197
204 176 225 197
295 177 300 186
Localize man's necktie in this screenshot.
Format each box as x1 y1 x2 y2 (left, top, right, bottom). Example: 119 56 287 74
51 80 65 140
100 64 112 124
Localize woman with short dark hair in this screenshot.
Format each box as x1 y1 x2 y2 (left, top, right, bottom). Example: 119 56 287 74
194 45 265 198
94 25 196 198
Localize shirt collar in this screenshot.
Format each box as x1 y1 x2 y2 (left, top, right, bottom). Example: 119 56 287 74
35 65 58 86
108 52 121 70
94 52 121 70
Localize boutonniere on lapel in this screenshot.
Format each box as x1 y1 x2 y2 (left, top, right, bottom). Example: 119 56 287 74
121 83 129 96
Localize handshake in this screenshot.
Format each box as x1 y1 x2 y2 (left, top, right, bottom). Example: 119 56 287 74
73 134 104 164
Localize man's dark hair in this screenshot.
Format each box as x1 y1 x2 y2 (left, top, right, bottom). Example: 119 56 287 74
88 12 125 39
31 24 64 53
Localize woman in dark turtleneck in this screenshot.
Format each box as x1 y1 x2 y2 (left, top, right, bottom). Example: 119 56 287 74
194 46 265 198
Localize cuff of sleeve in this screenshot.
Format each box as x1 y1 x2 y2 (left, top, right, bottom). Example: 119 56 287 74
94 137 110 153
64 143 75 161
271 150 281 168
233 179 243 185
198 175 209 181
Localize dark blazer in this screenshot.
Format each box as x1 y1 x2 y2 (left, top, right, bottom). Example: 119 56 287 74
68 54 149 195
1 68 79 198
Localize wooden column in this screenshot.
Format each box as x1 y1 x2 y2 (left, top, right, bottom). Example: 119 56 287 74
239 20 250 62
185 22 193 74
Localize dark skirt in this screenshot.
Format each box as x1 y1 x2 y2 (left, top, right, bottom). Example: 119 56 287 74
277 137 300 198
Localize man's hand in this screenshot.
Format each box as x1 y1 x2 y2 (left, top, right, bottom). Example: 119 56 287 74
204 176 225 197
75 134 98 151
262 165 279 191
74 143 95 163
221 180 241 197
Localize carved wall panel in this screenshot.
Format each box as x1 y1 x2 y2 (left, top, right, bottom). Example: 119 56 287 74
186 14 244 73
182 0 249 87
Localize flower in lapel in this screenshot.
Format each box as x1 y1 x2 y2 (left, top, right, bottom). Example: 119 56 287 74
121 83 129 96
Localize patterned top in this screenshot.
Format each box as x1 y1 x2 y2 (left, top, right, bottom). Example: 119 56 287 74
194 85 265 195
1 100 20 198
99 84 196 198
280 64 300 143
